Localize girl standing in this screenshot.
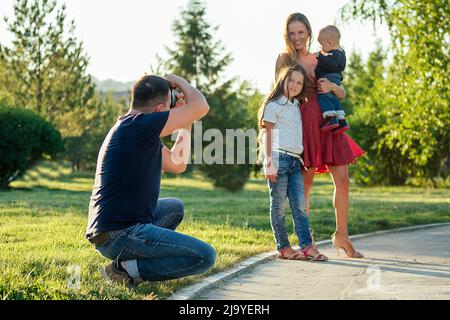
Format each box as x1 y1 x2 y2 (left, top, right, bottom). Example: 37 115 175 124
258 64 328 261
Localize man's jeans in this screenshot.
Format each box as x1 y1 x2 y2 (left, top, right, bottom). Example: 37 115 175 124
95 198 216 283
268 153 312 251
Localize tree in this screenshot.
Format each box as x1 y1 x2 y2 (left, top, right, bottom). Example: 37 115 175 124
0 0 95 138
159 0 256 191
340 51 365 117
341 41 385 116
341 0 450 185
65 93 128 172
162 0 232 93
339 45 386 185
198 80 255 191
240 82 264 178
0 52 13 105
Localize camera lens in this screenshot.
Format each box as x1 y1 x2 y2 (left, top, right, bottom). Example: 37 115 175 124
170 89 177 108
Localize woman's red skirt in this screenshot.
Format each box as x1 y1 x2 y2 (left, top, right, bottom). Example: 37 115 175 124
300 93 365 173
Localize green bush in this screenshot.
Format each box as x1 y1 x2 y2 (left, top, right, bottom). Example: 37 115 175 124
0 104 64 188
197 82 253 192
201 164 250 192
64 132 105 173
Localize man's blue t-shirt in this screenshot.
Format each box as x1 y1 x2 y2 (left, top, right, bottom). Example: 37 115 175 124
86 111 170 239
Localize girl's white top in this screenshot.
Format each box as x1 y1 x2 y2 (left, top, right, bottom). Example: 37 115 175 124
262 96 303 157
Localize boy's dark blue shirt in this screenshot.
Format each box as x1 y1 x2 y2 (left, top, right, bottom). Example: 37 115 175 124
315 49 347 80
86 111 170 238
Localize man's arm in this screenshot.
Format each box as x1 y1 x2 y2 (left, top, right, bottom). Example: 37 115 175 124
162 124 191 174
160 75 210 137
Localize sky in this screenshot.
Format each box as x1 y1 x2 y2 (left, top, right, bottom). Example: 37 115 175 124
0 0 390 92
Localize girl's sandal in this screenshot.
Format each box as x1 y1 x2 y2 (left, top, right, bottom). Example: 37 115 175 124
278 247 309 261
310 228 317 250
300 245 329 261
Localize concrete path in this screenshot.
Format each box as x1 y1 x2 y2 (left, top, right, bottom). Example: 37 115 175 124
195 224 450 300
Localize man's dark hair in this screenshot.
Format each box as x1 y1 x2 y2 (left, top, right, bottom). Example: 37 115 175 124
131 75 170 109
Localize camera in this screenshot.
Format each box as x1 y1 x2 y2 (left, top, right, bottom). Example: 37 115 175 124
170 88 181 108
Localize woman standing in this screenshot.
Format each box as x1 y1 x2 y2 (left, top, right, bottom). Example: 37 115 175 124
275 13 365 258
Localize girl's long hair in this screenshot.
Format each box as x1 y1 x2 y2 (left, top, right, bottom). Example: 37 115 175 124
256 64 310 161
283 13 312 63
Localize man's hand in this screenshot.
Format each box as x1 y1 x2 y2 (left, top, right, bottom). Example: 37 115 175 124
164 74 188 89
159 74 209 137
165 74 187 107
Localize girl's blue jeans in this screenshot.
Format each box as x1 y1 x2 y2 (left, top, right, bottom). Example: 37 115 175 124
268 153 313 251
95 197 216 283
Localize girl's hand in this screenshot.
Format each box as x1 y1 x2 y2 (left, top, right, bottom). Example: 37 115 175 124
264 159 278 183
316 78 335 94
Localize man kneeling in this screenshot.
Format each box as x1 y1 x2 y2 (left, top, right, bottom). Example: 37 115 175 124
86 74 216 285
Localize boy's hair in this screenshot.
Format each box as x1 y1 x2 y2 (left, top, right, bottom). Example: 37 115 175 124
319 25 341 43
131 75 170 109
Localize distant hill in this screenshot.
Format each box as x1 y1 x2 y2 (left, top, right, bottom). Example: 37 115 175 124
91 76 134 93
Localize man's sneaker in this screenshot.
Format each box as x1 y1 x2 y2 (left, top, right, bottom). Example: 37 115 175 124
100 260 133 286
332 119 350 136
321 116 340 131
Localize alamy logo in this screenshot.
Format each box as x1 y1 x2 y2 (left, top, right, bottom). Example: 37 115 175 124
170 121 266 165
67 264 81 290
366 265 381 291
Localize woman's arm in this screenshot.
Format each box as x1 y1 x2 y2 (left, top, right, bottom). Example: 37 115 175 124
317 78 346 99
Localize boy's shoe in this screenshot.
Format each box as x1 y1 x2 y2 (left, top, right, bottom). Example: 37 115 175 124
332 119 350 136
100 260 133 286
321 116 339 131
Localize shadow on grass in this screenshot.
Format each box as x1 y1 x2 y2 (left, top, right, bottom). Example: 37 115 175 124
0 186 33 192
4 168 449 236
180 196 450 234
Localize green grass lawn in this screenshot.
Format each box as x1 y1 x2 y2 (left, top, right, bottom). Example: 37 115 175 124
1 161 449 300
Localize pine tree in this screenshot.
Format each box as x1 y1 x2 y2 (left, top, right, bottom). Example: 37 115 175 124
160 0 253 191
163 0 232 93
0 0 95 137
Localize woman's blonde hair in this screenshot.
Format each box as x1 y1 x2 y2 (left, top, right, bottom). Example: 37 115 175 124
256 64 310 161
283 13 312 63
